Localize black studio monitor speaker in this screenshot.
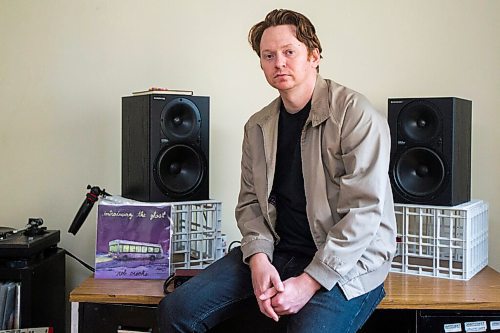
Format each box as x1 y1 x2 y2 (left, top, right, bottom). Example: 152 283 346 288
388 97 472 206
122 94 209 202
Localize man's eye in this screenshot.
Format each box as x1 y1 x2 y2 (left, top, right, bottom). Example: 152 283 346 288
263 54 274 60
285 50 295 56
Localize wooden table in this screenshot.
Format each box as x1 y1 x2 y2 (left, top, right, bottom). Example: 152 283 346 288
381 266 500 310
69 277 165 333
70 266 500 332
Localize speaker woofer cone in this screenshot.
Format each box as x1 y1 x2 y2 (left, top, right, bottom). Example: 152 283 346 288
161 98 201 142
153 144 206 197
394 147 445 198
398 100 441 143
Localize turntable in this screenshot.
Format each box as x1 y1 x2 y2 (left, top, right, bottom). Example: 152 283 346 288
0 218 60 259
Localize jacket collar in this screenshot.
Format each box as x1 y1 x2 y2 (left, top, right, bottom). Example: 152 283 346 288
310 75 332 127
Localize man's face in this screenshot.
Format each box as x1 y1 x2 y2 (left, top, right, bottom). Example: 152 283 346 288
259 24 319 93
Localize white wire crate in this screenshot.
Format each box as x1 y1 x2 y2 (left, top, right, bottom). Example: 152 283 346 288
391 199 488 280
170 200 225 272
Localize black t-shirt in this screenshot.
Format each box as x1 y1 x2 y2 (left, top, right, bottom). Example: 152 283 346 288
271 100 316 257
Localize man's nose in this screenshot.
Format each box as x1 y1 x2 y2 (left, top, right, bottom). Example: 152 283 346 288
274 54 286 68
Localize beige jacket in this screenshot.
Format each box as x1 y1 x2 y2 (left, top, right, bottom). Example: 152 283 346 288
235 75 397 300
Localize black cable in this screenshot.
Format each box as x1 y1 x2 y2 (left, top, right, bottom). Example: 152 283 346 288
60 248 95 272
163 273 176 294
228 240 241 252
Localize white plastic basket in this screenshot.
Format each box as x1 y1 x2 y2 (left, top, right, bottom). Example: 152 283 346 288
391 199 488 280
170 200 225 272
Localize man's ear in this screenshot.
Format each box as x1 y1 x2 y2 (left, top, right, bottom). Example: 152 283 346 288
309 48 320 68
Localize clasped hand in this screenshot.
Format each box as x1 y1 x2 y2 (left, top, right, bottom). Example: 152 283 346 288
249 253 321 321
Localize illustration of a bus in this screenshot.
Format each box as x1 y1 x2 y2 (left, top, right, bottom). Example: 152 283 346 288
108 239 164 261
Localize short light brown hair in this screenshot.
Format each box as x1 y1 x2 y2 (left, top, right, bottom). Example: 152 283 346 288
248 9 323 59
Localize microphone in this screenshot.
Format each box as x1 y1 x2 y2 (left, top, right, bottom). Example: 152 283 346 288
68 185 110 235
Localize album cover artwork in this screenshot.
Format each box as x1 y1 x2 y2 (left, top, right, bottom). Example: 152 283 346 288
94 196 172 280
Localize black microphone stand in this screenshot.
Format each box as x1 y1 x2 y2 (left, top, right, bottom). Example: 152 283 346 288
68 185 110 235
65 185 111 272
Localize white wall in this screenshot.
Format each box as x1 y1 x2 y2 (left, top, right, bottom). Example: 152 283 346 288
1 0 499 298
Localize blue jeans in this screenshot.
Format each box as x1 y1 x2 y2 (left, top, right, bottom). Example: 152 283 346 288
158 247 385 333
